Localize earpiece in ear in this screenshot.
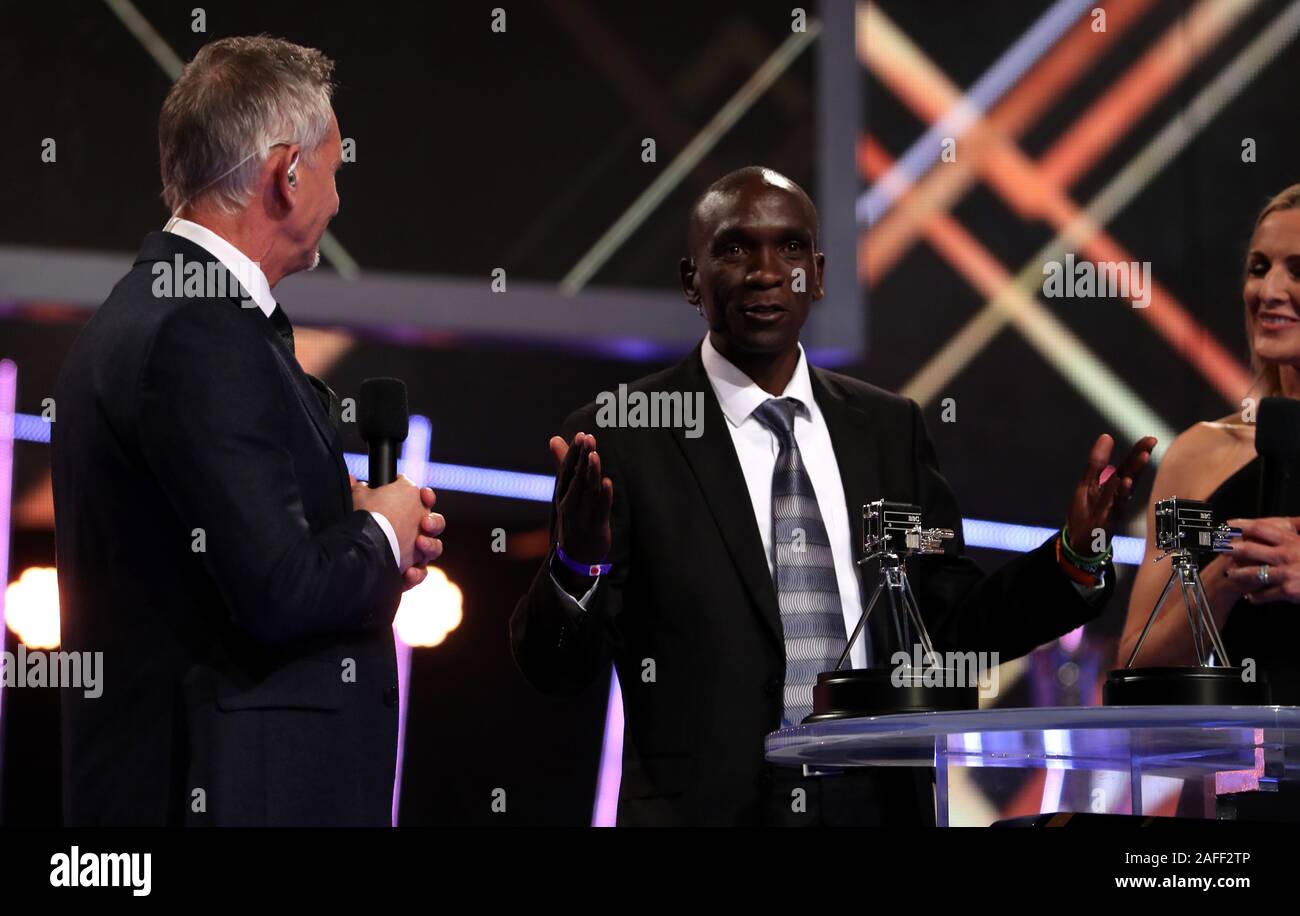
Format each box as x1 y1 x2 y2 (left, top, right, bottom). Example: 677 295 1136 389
287 153 300 188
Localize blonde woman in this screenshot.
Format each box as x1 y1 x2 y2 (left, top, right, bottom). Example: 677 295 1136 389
1119 185 1300 701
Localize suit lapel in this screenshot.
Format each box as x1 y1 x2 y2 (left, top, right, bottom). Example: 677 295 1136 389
667 350 784 652
264 332 351 508
663 353 891 652
266 340 345 444
810 367 883 571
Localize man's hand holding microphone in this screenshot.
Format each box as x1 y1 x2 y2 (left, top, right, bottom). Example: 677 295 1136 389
355 377 445 589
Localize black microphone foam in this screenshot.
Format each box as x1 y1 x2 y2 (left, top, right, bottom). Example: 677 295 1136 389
1256 396 1300 517
1257 396 1300 457
358 378 409 443
358 378 408 488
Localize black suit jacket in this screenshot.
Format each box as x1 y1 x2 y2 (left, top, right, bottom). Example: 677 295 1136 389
52 231 404 826
511 346 1111 826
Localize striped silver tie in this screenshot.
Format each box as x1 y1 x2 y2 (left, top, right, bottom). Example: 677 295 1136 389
752 397 847 726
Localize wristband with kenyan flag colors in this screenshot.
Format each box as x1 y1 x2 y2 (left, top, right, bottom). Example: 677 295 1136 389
1056 532 1102 588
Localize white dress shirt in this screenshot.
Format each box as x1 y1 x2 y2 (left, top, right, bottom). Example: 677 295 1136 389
162 217 402 568
163 216 277 317
700 335 871 667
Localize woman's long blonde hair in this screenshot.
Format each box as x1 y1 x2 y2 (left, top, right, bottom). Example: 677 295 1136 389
1246 185 1300 398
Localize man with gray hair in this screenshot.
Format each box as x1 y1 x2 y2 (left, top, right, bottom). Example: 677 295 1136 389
51 36 443 825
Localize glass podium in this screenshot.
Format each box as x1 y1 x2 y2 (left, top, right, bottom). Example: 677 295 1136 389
765 706 1300 826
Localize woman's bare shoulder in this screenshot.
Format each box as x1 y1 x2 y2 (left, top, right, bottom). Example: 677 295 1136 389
1183 415 1254 445
1155 418 1254 497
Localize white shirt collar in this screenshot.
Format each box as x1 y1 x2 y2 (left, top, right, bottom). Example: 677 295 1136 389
162 216 277 318
699 333 817 428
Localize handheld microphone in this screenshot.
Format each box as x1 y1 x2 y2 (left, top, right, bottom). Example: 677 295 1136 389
358 377 408 488
1256 396 1300 517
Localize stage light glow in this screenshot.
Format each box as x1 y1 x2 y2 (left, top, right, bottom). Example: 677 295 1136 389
6 566 60 649
13 412 50 444
962 518 1143 566
392 566 463 648
858 0 1092 226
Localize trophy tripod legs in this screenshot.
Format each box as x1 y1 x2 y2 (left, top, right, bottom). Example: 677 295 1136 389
1177 570 1207 665
1102 496 1265 705
836 566 937 671
1126 560 1231 669
1181 564 1231 666
884 579 908 662
836 579 884 670
1106 557 1265 705
1124 568 1180 668
901 570 937 659
886 566 936 660
812 556 976 719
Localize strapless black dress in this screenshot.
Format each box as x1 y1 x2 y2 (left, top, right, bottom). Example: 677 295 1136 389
1206 456 1300 703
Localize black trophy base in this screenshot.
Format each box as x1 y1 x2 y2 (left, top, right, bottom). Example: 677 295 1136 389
1103 666 1271 706
805 667 979 722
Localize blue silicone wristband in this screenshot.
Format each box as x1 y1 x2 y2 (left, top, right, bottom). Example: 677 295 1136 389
554 544 611 577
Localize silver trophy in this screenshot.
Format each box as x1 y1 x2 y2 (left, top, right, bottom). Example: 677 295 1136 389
836 500 953 670
1124 497 1239 668
808 499 968 720
1105 496 1270 705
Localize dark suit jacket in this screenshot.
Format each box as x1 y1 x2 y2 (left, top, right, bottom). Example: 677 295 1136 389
511 346 1111 826
52 231 404 826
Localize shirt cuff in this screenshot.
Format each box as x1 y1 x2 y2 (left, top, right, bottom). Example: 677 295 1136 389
1070 574 1107 604
550 571 600 612
368 511 402 568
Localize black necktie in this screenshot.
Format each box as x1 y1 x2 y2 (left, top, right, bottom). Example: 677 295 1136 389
268 303 340 428
268 303 296 356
